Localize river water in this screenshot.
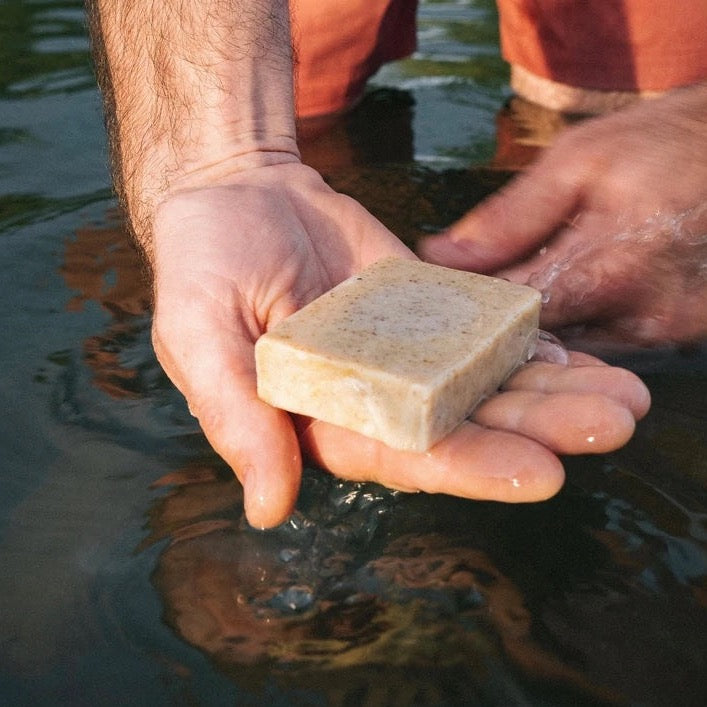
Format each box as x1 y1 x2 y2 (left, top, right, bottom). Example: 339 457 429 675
1 1 706 705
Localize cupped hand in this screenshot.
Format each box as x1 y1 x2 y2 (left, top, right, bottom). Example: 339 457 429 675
151 161 650 529
418 85 707 345
151 161 411 527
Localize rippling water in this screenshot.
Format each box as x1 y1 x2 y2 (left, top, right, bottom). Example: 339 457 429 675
1 1 706 705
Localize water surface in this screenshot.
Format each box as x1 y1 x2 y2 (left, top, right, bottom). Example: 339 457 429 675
1 1 705 705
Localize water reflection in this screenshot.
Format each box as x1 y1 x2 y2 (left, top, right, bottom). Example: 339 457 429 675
139 456 706 704
61 213 152 398
144 469 611 703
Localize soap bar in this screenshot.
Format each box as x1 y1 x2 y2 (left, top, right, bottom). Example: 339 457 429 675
255 258 541 452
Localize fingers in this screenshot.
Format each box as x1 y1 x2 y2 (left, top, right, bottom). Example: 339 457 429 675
299 357 647 505
492 211 642 330
417 151 585 272
472 357 651 454
503 359 651 419
473 390 636 455
300 418 566 503
300 356 648 505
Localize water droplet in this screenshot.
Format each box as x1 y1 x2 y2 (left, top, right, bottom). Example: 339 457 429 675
268 585 315 613
532 330 570 365
279 548 300 562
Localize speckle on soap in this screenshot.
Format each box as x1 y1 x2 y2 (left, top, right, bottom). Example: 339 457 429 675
255 258 541 451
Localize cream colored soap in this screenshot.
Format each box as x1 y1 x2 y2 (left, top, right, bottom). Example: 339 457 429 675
255 258 541 451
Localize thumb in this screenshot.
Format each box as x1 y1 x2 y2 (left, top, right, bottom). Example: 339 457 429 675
201 382 302 530
418 155 584 272
153 323 302 530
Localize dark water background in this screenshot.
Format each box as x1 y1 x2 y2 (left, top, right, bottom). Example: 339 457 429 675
1 1 706 705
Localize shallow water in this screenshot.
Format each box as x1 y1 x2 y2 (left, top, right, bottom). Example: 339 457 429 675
1 1 706 705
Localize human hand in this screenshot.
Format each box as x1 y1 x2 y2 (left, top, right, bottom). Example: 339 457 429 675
151 161 410 527
418 85 707 345
151 162 650 529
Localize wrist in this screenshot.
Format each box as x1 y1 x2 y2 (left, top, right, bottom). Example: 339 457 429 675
124 135 301 267
123 70 300 260
162 136 301 193
88 0 298 263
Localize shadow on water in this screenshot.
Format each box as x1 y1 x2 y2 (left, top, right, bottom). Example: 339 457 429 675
1 1 706 705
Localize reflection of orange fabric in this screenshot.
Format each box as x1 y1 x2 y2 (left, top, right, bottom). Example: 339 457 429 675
291 0 418 117
498 0 707 93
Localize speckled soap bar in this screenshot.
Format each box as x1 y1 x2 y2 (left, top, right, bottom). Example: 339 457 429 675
255 258 541 451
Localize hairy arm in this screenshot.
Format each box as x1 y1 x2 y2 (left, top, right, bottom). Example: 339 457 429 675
86 0 299 262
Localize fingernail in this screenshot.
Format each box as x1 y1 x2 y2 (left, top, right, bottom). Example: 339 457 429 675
418 234 486 269
417 232 454 260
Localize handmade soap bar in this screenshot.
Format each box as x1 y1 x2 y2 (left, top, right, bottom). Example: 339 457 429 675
255 258 541 451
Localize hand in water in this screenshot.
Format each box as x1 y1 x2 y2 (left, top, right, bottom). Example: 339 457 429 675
418 85 707 345
152 162 650 529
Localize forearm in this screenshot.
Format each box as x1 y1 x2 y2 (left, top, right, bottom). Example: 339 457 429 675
86 0 299 262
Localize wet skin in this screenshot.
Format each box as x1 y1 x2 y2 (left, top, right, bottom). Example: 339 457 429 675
419 84 707 346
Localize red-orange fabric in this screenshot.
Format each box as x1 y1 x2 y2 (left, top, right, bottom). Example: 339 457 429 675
291 0 706 118
498 0 707 91
291 0 418 117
